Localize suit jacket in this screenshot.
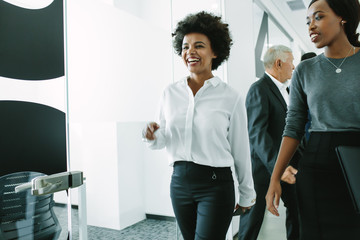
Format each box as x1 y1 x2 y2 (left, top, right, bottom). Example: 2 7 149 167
246 74 302 184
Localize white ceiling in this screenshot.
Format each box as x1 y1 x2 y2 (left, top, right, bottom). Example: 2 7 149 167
263 0 319 53
266 0 360 54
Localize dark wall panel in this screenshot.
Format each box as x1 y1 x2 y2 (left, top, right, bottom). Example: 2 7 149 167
0 0 64 80
255 12 268 78
0 101 67 176
0 0 67 177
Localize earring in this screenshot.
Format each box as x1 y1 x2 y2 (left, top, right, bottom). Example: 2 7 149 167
341 20 345 26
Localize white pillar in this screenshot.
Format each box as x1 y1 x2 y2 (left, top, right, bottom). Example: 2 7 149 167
224 0 256 97
223 0 256 237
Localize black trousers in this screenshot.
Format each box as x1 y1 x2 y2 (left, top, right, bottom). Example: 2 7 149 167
238 181 299 240
297 132 360 240
170 161 235 240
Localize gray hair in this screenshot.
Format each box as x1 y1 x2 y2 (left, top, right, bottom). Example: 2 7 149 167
263 45 292 69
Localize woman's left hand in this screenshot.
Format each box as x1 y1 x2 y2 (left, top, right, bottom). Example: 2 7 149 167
265 180 282 216
281 166 298 184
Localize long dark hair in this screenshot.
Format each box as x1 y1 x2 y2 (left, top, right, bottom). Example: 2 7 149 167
309 0 360 47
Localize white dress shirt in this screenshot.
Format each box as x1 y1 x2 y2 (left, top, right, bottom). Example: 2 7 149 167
146 76 256 207
265 72 290 106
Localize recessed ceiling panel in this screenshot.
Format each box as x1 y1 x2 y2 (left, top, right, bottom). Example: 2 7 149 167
286 0 306 11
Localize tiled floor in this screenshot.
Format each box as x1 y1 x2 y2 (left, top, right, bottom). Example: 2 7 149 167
54 201 287 240
233 200 287 240
88 219 179 240
257 202 287 240
54 206 180 240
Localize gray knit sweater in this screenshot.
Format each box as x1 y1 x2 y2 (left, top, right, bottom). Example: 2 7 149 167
284 50 360 141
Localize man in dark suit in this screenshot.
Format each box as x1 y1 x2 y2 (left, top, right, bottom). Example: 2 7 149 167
238 45 300 240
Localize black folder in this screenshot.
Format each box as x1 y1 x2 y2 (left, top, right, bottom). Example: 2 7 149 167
335 146 360 214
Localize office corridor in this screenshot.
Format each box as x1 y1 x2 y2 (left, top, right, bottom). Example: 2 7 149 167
54 202 287 239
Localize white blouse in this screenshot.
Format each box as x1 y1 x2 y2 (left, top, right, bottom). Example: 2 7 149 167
146 76 256 207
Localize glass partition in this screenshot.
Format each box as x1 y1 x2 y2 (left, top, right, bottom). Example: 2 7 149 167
0 0 74 239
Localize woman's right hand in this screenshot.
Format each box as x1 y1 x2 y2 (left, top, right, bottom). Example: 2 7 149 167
234 204 252 215
265 180 282 216
144 122 160 140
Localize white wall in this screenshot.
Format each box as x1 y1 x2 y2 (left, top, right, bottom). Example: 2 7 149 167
66 1 171 123
225 0 256 97
143 146 173 216
66 0 172 230
0 77 66 112
117 122 146 227
224 0 256 236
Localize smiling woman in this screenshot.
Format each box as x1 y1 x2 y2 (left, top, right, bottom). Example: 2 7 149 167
173 11 232 71
181 33 216 95
266 0 360 239
143 11 256 240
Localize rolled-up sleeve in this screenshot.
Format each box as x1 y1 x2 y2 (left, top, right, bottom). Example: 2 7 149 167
228 96 256 207
146 91 166 150
283 69 308 141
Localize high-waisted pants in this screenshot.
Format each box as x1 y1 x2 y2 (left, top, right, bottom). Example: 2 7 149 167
170 161 235 240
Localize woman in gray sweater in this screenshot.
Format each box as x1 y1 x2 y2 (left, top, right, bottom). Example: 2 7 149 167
266 0 360 239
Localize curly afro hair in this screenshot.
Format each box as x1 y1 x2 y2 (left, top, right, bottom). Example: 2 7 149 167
172 11 233 70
